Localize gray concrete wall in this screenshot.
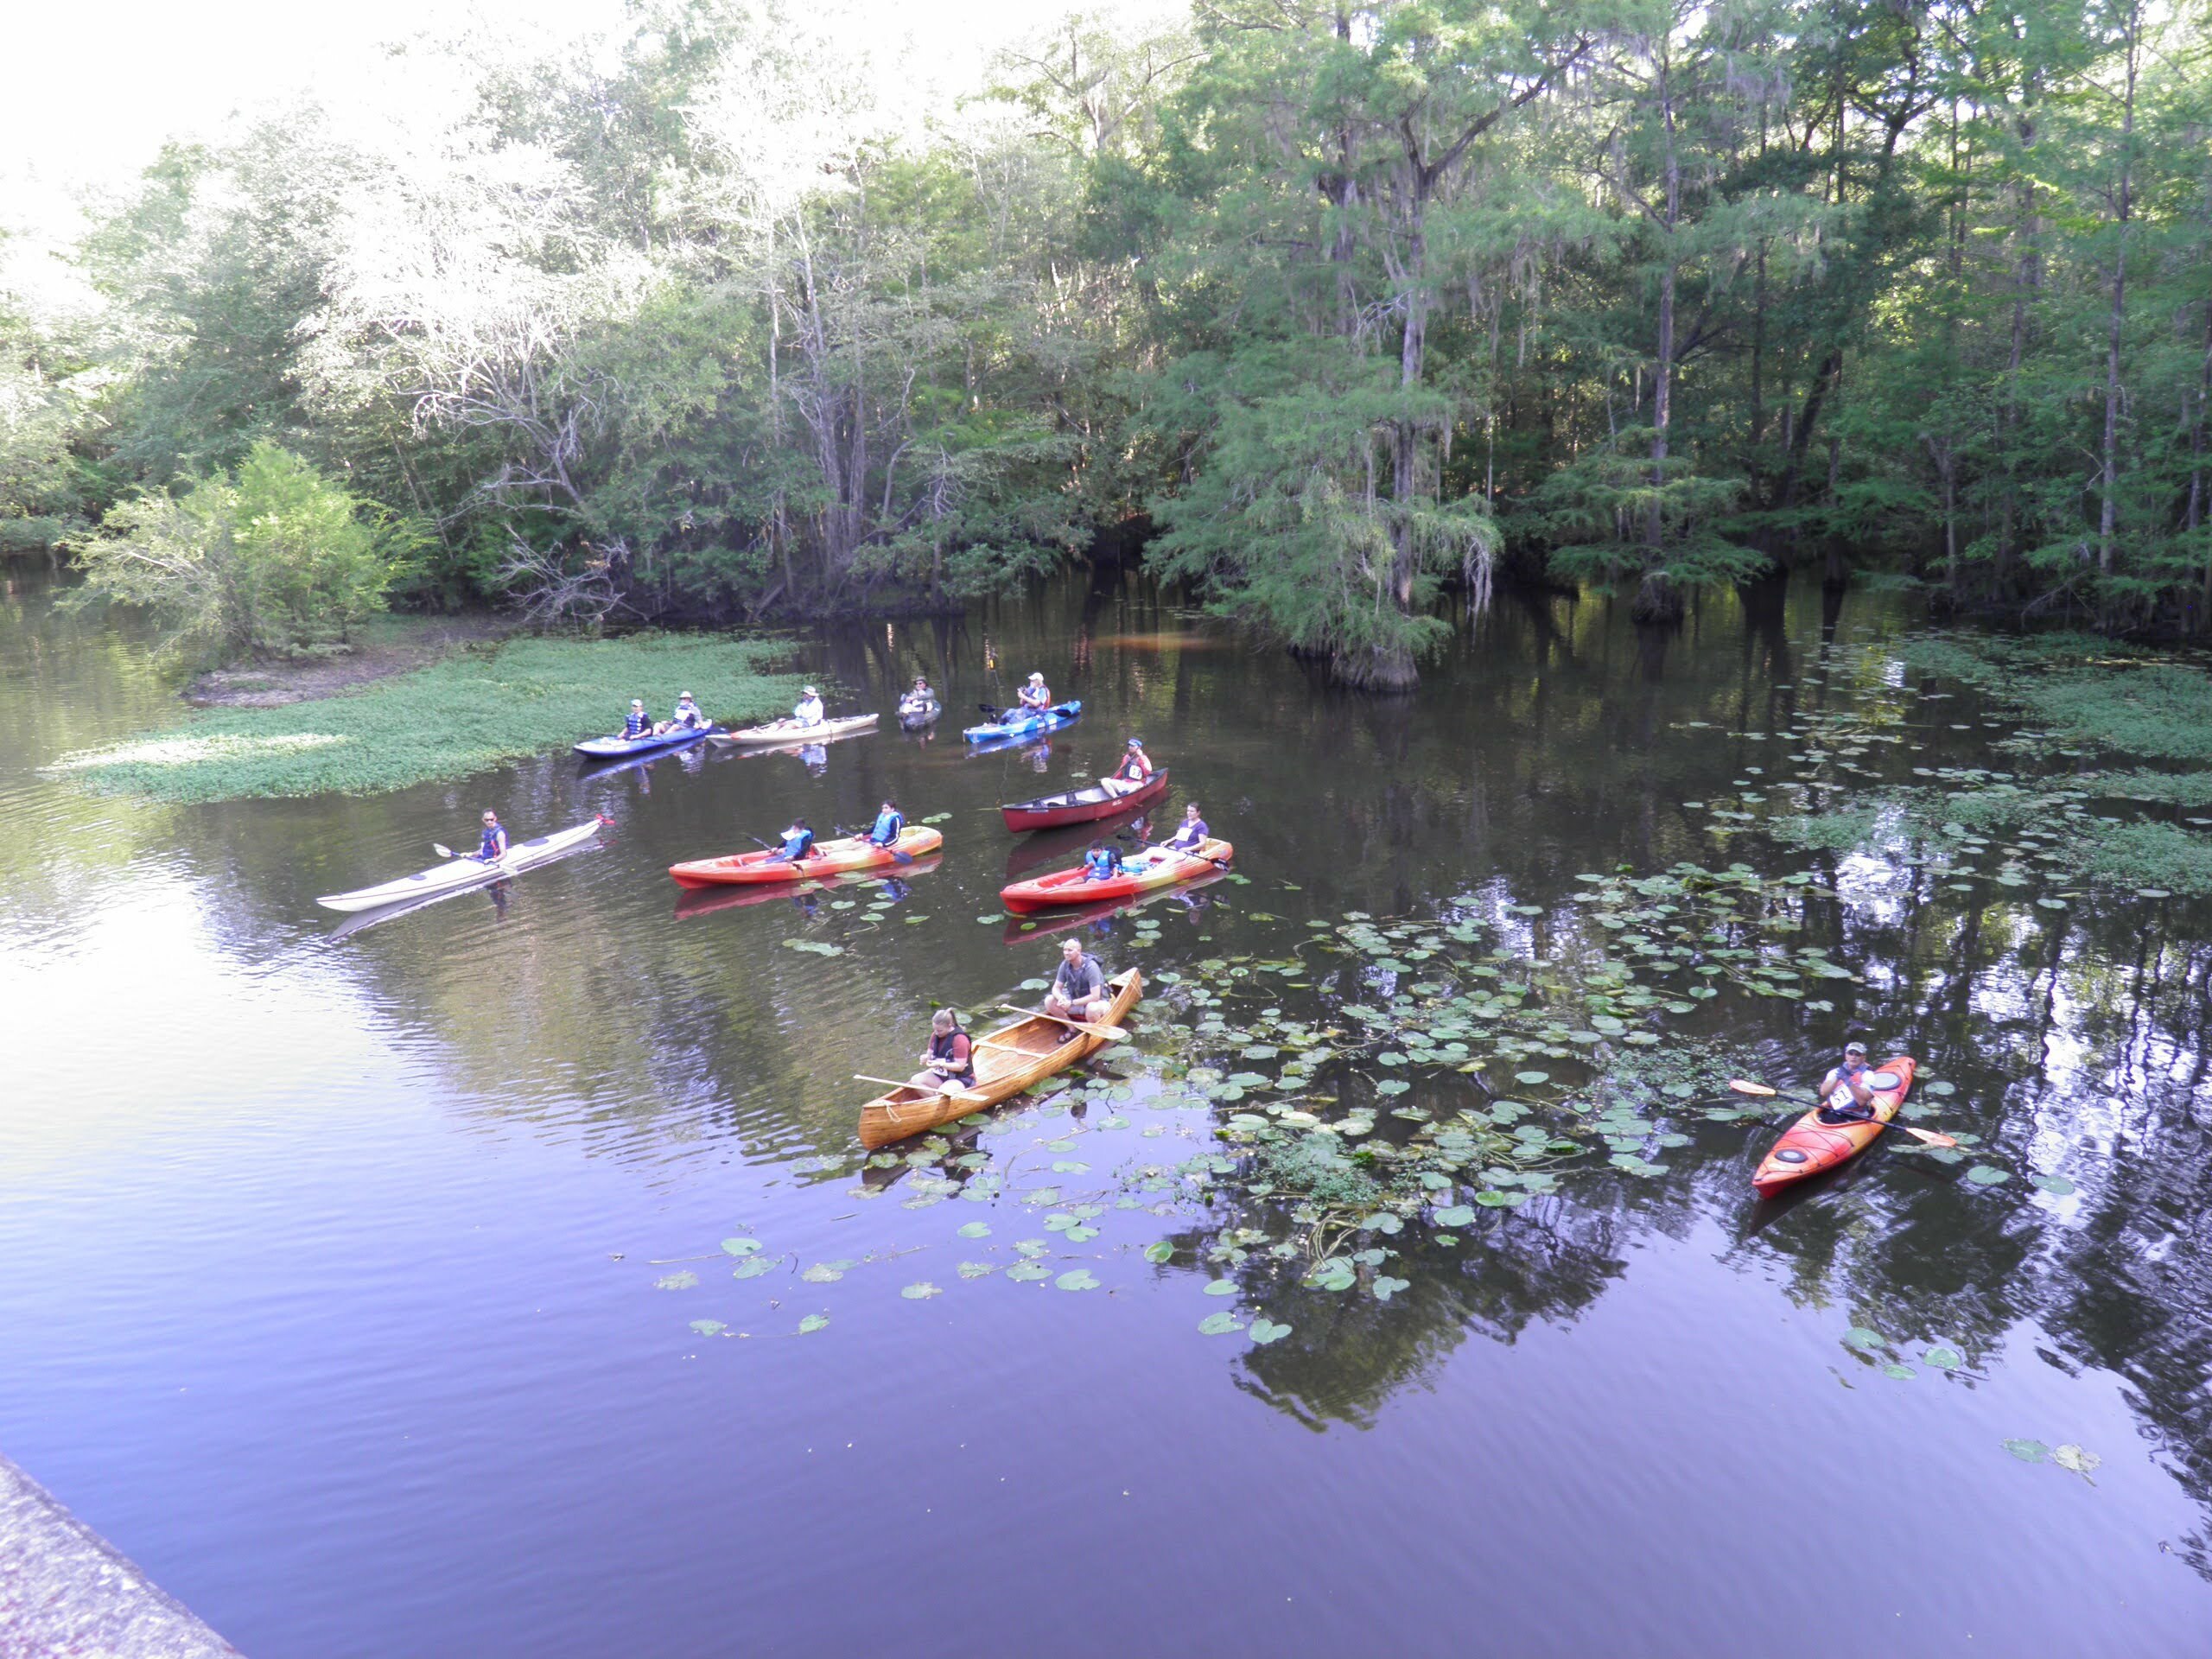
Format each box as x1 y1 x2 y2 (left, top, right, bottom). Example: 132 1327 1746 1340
0 1452 239 1657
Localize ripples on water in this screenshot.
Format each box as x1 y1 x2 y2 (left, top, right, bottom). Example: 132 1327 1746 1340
3 569 2209 1658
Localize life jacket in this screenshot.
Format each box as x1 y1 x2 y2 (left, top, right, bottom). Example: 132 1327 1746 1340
793 696 824 725
671 701 703 728
927 1028 975 1084
1084 847 1121 879
478 824 507 861
781 828 815 860
624 711 651 737
1115 753 1152 783
870 810 903 845
1020 685 1051 710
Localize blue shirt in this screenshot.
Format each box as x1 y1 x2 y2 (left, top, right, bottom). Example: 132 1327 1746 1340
780 828 815 860
869 810 904 846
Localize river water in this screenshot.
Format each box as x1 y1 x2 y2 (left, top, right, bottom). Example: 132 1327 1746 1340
3 564 2209 1657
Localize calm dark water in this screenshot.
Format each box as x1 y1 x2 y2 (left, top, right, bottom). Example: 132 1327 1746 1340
3 564 2209 1657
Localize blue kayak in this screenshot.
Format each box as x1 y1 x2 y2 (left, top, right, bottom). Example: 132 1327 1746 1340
963 701 1083 744
574 725 721 760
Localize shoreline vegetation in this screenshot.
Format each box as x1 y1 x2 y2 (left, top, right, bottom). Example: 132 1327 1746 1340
3 2 2209 689
50 633 804 804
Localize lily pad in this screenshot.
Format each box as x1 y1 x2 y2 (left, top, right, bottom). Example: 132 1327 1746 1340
721 1237 761 1257
1056 1269 1101 1292
957 1221 991 1239
1248 1318 1293 1345
1514 1071 1551 1086
689 1319 727 1336
1203 1280 1238 1296
1372 1275 1410 1300
798 1313 830 1334
1432 1205 1476 1227
1198 1312 1243 1336
1965 1166 2012 1186
656 1271 699 1291
1923 1346 1964 1371
900 1282 941 1300
1144 1242 1175 1264
2002 1438 2050 1464
1005 1262 1051 1282
2029 1173 2076 1196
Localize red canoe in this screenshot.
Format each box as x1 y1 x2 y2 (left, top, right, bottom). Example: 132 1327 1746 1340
999 837 1233 912
999 768 1170 833
1751 1057 1916 1196
669 826 944 887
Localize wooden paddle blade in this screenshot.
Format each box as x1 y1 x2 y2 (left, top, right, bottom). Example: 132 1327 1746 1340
1895 1124 1958 1148
853 1073 987 1103
999 1004 1128 1041
1729 1079 1778 1096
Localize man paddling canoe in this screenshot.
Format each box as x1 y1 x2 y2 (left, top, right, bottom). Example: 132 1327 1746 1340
904 1008 976 1094
1045 937 1111 1026
1815 1040 1878 1122
470 810 509 863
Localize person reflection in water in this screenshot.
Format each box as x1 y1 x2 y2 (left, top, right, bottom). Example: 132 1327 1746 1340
1029 737 1052 773
799 743 828 777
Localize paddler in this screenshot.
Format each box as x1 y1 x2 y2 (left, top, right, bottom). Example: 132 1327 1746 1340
1044 937 1110 1026
791 685 825 727
1081 839 1123 880
1154 801 1209 856
1815 1041 1878 1122
1017 671 1052 714
657 691 708 734
470 810 509 864
621 699 652 739
765 818 816 863
904 1008 976 1094
904 675 935 709
1105 737 1153 791
866 798 905 848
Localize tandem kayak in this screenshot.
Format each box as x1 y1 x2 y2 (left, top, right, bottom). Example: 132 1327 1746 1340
573 725 720 760
668 825 944 887
674 855 943 919
963 701 1082 743
858 969 1142 1147
712 712 880 747
316 818 607 912
1000 768 1169 833
1751 1057 1917 1196
998 837 1232 912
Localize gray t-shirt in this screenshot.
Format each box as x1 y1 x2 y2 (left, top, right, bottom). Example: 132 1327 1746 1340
1052 954 1105 1003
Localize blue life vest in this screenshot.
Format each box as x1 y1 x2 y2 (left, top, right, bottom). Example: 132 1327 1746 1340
1084 847 1121 879
623 710 651 737
781 828 815 860
478 824 507 861
870 810 903 845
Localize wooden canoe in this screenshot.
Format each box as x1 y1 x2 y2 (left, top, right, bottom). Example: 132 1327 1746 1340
856 969 1142 1148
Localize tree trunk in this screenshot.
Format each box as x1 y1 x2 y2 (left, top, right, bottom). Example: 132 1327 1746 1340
2095 10 2139 620
1648 52 1679 563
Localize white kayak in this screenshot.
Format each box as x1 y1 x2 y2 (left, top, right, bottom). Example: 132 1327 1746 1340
316 818 606 912
711 712 880 747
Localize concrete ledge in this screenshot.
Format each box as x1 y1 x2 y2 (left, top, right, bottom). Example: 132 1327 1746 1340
0 1452 239 1657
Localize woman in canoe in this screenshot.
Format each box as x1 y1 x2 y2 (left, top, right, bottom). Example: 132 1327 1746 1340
1017 672 1052 713
791 685 825 727
867 798 905 847
1104 738 1153 792
1046 937 1111 1026
905 1009 976 1094
471 810 509 863
1154 802 1209 855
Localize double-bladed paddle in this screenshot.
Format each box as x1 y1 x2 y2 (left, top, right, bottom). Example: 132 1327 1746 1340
1731 1077 1958 1147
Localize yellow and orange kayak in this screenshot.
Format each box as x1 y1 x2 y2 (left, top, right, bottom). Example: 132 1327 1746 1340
998 838 1232 912
1752 1056 1916 1196
668 826 943 887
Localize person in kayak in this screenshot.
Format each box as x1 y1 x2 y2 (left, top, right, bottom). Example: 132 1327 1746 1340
1081 840 1123 880
471 810 509 863
622 700 652 739
1155 802 1209 855
905 1008 976 1093
902 676 935 711
1815 1041 1878 1122
765 818 816 862
867 798 905 848
658 691 708 734
1017 672 1052 713
1106 738 1153 791
791 686 825 727
1045 937 1110 1026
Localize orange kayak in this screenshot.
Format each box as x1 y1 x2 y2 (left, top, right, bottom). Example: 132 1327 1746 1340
998 838 1232 912
1751 1056 1916 1196
668 826 944 887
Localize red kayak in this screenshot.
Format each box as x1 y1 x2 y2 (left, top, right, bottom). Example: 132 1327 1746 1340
1751 1057 1916 1196
999 837 1232 912
669 826 943 887
999 769 1170 833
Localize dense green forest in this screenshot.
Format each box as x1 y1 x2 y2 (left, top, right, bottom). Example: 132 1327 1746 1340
3 0 2209 684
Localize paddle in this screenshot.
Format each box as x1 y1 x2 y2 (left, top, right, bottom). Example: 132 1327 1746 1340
854 1073 989 1104
999 1004 1128 1042
1734 1077 1957 1147
835 822 913 865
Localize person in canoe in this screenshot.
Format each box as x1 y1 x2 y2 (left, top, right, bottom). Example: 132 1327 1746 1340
765 818 817 863
1045 937 1111 1027
791 685 825 727
867 798 905 847
1154 801 1209 856
905 1008 976 1095
471 810 510 863
657 691 709 735
1815 1041 1878 1122
1103 738 1153 793
1081 839 1123 880
1017 672 1052 714
622 699 653 740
